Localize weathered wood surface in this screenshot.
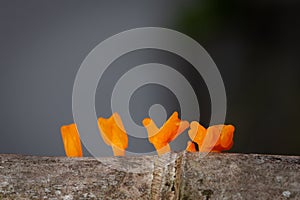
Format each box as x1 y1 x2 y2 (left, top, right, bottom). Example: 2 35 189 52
0 152 299 199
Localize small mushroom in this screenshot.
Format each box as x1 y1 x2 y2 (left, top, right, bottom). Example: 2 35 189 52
188 122 234 152
60 124 83 157
143 111 189 156
98 113 128 156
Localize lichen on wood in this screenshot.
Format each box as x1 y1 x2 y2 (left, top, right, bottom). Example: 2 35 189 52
0 153 299 199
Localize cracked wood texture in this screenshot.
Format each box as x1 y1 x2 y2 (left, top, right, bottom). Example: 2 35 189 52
0 152 299 200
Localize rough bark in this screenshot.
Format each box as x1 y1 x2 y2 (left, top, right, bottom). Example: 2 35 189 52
0 152 299 199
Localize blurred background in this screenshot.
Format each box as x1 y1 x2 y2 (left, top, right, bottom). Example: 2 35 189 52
0 0 299 156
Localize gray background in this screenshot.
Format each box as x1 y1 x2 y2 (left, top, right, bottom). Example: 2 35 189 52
0 0 299 156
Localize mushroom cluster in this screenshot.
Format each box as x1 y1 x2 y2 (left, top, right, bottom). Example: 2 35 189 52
60 112 234 157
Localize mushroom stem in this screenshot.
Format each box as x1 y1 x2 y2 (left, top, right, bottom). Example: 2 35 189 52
154 143 171 156
186 141 197 152
111 145 126 156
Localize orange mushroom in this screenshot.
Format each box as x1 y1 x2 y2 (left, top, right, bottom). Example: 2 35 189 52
143 111 189 156
60 124 83 157
188 121 235 152
98 113 128 156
